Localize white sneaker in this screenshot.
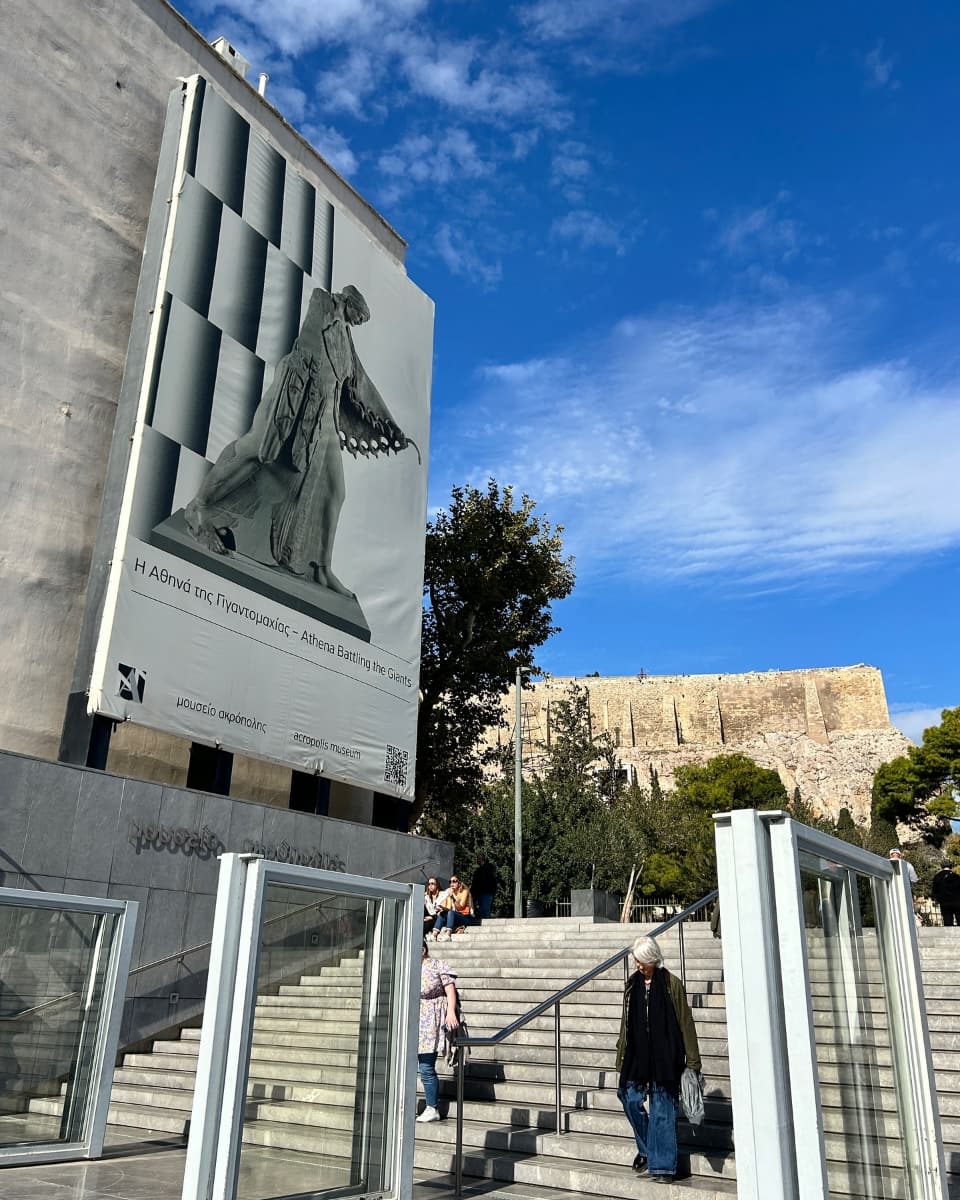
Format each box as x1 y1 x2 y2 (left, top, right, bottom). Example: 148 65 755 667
439 929 452 940
416 1106 441 1123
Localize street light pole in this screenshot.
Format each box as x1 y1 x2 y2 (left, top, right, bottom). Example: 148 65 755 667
514 666 523 919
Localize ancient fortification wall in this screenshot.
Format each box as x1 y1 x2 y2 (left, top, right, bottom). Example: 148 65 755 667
489 665 911 823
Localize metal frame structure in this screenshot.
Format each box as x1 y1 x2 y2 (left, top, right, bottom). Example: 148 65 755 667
714 808 947 1200
180 853 422 1200
0 886 138 1166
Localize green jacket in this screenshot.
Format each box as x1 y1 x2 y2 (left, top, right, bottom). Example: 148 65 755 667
615 967 702 1073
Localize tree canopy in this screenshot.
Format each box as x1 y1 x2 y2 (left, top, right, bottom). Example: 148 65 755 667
414 480 575 833
871 706 960 830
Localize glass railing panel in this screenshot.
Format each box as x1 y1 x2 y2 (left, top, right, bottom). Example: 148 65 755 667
234 884 406 1200
799 852 906 1198
0 900 122 1153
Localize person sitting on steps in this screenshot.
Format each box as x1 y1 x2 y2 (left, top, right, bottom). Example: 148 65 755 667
423 876 443 937
432 874 475 940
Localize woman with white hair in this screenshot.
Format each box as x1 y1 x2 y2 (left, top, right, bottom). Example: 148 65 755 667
616 934 701 1184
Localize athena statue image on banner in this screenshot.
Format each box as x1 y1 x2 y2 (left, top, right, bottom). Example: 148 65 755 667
183 284 419 598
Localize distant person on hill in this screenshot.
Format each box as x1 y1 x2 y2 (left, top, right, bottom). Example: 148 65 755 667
617 935 701 1184
889 848 919 886
432 874 475 939
471 852 497 920
931 864 960 926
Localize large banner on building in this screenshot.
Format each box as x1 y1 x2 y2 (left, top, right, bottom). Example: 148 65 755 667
88 77 433 798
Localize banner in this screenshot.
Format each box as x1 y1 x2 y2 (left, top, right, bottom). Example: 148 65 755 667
88 77 433 798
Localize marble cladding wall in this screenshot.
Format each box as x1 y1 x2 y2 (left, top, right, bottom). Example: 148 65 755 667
0 750 451 1050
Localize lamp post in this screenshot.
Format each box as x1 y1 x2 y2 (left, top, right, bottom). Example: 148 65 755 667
514 666 523 919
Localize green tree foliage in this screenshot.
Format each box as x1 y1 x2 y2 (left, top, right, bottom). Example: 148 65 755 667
871 757 923 827
835 807 862 847
672 753 789 815
861 817 899 859
872 706 960 830
644 754 789 897
414 481 575 834
788 788 837 836
460 683 623 910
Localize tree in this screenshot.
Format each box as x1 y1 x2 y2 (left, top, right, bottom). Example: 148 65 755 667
414 481 575 834
835 807 862 847
788 787 837 836
872 706 960 831
659 754 789 898
460 683 620 912
673 753 788 814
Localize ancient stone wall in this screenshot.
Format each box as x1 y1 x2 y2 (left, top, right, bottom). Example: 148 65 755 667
488 665 911 823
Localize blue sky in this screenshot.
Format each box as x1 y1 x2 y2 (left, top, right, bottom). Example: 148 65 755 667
176 0 960 744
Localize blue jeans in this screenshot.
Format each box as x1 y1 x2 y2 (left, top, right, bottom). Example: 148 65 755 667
475 894 493 919
618 1081 679 1177
418 1052 439 1109
434 910 475 933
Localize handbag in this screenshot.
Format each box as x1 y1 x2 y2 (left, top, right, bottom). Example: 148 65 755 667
680 1067 705 1126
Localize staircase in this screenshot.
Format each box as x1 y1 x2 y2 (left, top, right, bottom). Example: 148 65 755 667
29 955 365 1162
421 919 732 1199
22 920 960 1198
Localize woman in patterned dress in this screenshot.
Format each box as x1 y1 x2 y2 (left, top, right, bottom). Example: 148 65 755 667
417 939 459 1122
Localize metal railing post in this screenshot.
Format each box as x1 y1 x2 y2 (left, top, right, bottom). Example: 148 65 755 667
455 1041 465 1200
554 1001 562 1133
679 916 686 988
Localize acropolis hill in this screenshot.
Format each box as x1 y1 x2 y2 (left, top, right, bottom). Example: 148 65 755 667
487 665 911 823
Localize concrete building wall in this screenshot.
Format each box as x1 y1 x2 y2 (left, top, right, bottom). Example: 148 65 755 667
494 666 911 822
0 749 450 1049
0 0 405 806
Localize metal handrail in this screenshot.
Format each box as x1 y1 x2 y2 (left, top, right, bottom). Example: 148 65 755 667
451 888 719 1199
0 855 434 1022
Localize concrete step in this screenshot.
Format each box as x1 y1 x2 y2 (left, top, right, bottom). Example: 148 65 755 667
412 1118 734 1195
244 1097 355 1130
240 1116 353 1157
246 1020 360 1046
427 1098 733 1151
30 1096 189 1137
413 1139 738 1200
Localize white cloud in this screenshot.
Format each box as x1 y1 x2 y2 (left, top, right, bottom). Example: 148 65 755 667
890 706 951 745
207 0 429 57
378 128 490 187
864 41 900 91
301 123 358 176
511 129 541 159
435 224 503 288
313 49 381 117
266 81 308 122
715 193 804 262
432 295 960 585
551 208 628 254
520 0 717 44
396 35 564 124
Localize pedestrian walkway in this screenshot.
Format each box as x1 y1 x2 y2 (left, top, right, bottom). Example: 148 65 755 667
5 1129 590 1200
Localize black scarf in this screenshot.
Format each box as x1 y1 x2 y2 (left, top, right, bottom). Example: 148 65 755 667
619 968 685 1090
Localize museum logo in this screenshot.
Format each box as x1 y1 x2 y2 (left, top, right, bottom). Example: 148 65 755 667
118 663 146 703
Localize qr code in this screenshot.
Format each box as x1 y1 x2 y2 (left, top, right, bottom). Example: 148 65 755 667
384 744 409 788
